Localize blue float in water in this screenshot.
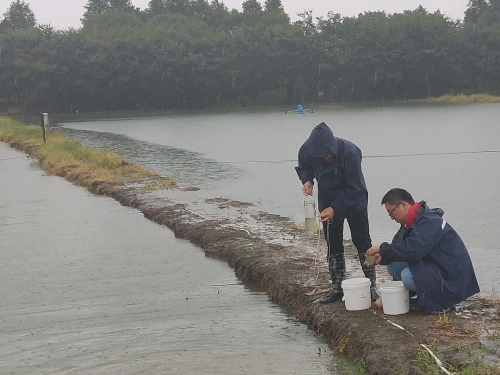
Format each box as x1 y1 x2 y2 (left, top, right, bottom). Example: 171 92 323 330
283 104 314 114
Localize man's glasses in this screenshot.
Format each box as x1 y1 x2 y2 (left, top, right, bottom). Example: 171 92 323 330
388 202 401 218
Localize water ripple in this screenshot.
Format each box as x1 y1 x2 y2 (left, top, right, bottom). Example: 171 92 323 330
63 128 242 188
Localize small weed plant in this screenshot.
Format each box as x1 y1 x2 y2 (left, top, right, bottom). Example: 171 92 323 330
436 312 452 328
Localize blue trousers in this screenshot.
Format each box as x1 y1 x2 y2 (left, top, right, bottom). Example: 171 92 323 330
386 262 416 291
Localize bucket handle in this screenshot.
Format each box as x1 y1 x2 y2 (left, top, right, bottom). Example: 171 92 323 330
342 289 367 302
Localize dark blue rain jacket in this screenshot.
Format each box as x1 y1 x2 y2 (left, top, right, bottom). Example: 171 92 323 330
295 122 368 215
380 201 480 314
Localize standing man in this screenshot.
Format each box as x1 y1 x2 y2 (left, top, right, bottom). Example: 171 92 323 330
296 122 378 303
366 188 479 314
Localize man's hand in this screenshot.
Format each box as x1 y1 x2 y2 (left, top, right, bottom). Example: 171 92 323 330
365 246 382 268
366 245 380 257
302 181 314 196
320 207 334 222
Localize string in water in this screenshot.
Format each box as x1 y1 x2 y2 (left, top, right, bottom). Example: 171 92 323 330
0 155 30 162
217 149 500 164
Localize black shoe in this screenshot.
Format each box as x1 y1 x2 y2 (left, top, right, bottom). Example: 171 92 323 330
317 290 344 303
428 306 455 315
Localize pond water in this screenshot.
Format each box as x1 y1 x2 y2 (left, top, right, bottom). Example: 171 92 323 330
61 102 500 294
0 143 338 374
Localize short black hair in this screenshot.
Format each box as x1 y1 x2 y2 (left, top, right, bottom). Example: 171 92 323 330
381 188 415 206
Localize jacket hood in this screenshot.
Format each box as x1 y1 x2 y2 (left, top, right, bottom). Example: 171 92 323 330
416 201 444 219
303 122 338 158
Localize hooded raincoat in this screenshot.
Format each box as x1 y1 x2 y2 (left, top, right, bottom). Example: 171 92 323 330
380 201 479 314
295 122 368 215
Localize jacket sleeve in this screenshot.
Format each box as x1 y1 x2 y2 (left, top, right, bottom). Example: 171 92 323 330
295 146 315 184
328 149 363 214
379 215 444 265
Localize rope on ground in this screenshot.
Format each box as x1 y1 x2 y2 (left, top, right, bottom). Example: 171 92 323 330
312 222 322 282
183 207 209 220
182 207 256 238
371 309 455 375
420 343 455 375
371 309 414 337
310 195 323 283
220 224 255 238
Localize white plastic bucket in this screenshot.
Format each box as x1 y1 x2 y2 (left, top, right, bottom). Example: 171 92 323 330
379 281 410 315
341 278 371 311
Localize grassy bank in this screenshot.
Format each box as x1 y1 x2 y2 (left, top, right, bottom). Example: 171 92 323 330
422 93 500 103
0 117 175 191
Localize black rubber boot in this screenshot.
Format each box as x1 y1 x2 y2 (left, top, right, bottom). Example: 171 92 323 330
359 253 379 302
317 253 345 303
318 289 344 303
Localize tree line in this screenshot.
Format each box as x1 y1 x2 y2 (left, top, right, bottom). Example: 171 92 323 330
1 0 500 113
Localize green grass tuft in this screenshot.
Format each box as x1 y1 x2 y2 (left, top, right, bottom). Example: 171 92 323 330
0 116 175 190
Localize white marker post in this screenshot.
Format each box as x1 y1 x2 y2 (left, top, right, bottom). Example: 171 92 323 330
40 112 49 145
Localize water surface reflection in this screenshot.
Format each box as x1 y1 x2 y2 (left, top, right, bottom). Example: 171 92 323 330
63 128 242 188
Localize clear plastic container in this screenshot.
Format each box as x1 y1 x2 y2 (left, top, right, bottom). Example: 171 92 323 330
304 197 316 235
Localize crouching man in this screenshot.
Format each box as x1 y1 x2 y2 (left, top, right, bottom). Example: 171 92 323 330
366 188 479 315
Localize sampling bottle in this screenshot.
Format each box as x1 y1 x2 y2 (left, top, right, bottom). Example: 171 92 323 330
304 196 317 235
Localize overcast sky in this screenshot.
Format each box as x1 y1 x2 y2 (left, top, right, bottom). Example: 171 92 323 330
0 0 469 30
